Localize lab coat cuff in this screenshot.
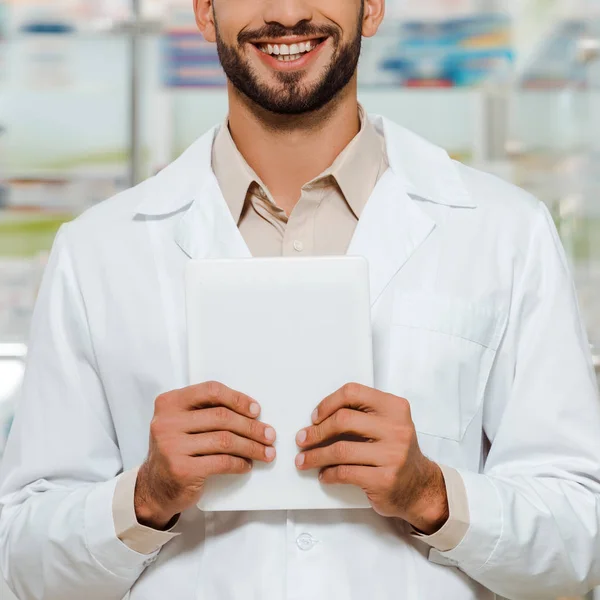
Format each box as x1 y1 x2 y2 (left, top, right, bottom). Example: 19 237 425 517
85 476 160 578
429 468 503 572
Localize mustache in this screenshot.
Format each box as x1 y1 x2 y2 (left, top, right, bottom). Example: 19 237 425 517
237 22 340 46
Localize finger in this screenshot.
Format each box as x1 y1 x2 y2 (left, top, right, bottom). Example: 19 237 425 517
296 409 382 449
187 431 276 463
184 407 276 445
181 381 261 418
194 454 254 477
296 440 383 470
319 465 378 488
313 383 381 425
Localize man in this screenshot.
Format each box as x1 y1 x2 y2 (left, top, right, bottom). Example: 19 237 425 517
1 0 599 598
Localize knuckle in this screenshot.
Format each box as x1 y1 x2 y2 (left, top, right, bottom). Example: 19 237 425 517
310 424 323 443
336 465 351 482
205 380 224 401
248 419 262 439
215 454 235 472
334 408 351 429
217 430 234 450
149 416 163 438
213 406 230 424
397 396 411 415
154 393 169 412
251 441 264 458
342 382 362 402
230 392 243 411
333 441 349 461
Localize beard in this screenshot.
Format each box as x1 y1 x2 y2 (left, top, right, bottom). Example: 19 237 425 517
214 8 364 115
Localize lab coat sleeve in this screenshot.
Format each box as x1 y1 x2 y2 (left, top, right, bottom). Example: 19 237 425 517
0 224 155 600
438 200 600 598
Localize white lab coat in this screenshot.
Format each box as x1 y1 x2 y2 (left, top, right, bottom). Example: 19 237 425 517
1 116 599 600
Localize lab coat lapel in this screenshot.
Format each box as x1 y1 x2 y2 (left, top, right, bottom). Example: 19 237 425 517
135 125 251 261
174 173 251 260
347 169 436 306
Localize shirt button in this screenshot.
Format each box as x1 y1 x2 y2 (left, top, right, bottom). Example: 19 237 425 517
143 556 158 567
293 240 304 252
296 533 317 551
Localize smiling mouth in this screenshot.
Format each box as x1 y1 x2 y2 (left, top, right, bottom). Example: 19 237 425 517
252 37 327 62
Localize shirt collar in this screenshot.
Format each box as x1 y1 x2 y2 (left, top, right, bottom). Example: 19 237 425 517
135 114 475 217
211 120 263 224
211 104 386 224
318 104 386 219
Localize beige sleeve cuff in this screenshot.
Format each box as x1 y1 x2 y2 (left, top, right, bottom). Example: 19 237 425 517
113 466 180 555
411 464 470 552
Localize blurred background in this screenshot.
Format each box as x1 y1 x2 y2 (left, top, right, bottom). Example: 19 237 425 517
0 0 599 598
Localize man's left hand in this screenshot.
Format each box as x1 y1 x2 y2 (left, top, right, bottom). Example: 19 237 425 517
295 383 449 535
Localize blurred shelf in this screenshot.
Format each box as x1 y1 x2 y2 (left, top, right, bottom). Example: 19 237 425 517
1 18 162 39
514 0 600 86
513 0 583 75
4 169 127 180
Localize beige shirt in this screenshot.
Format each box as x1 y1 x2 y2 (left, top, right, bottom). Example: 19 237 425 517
113 108 469 557
212 106 386 257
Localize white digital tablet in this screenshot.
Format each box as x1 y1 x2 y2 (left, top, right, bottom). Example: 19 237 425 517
186 256 373 512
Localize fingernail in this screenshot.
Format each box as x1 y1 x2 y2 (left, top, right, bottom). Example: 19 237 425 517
265 427 276 441
249 403 261 416
296 429 307 445
318 471 323 480
295 453 305 467
311 409 318 423
265 447 276 460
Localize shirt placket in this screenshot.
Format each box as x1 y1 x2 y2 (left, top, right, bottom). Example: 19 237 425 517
282 183 325 257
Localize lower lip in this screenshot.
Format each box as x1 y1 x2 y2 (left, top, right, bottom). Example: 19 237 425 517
251 38 328 71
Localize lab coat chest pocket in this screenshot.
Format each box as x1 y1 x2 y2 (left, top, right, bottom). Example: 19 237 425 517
388 292 507 442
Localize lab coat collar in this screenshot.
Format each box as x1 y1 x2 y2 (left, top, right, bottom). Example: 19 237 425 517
134 114 475 217
375 115 476 208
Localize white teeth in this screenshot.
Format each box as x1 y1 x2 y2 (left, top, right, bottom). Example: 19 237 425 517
260 39 319 57
277 53 302 62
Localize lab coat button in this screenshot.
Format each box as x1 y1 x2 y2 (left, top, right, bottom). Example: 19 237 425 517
293 240 304 252
296 533 317 551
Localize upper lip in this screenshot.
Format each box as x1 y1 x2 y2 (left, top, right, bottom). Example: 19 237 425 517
250 35 326 45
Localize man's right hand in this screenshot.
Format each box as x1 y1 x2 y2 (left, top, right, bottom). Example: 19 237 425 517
134 381 276 530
